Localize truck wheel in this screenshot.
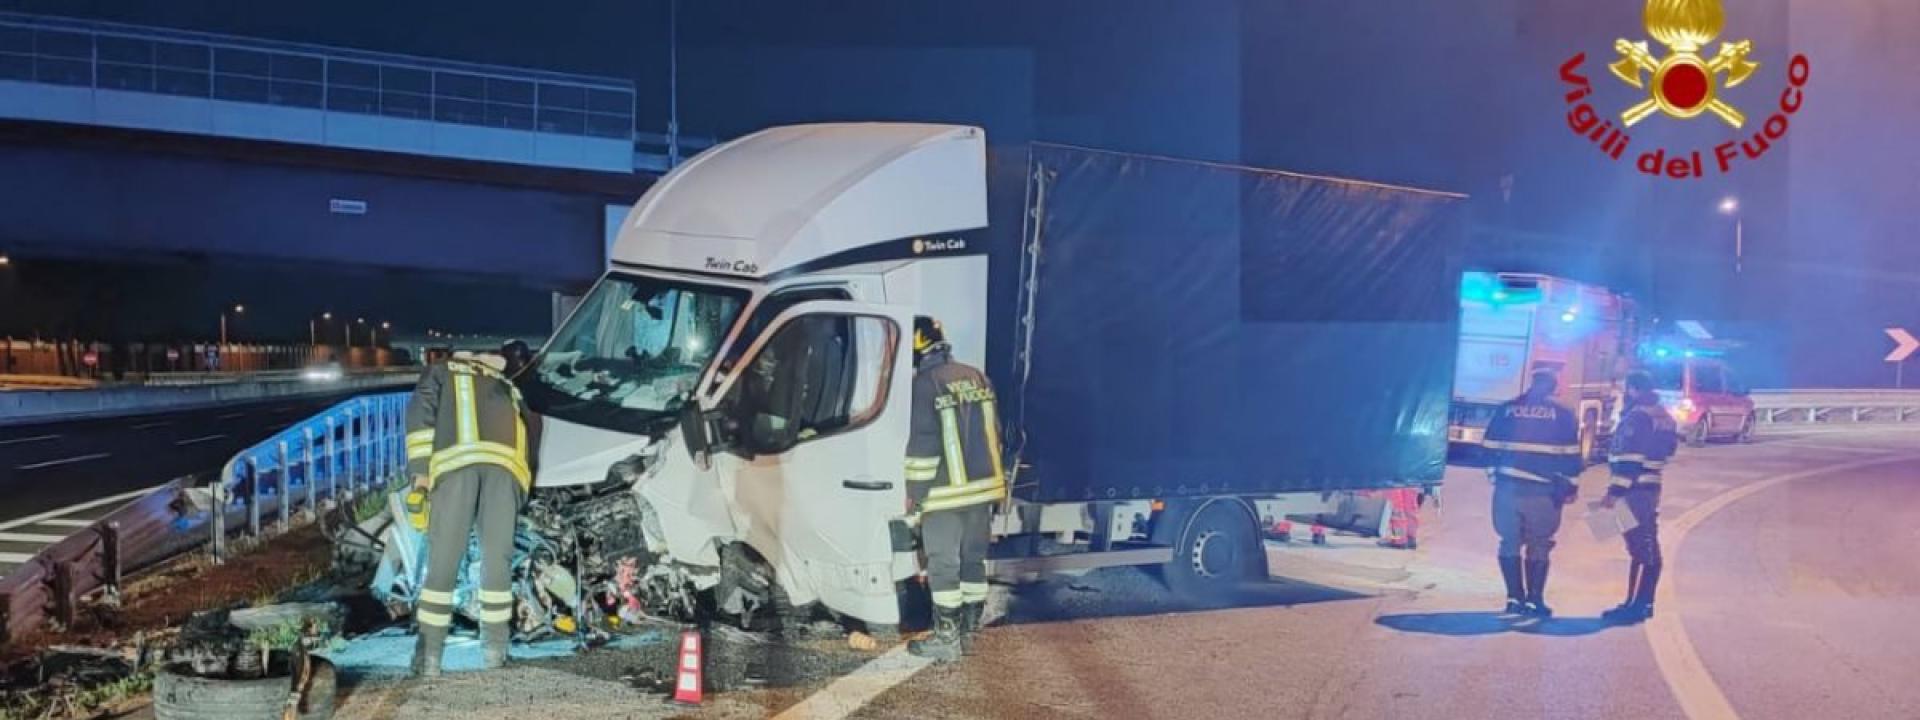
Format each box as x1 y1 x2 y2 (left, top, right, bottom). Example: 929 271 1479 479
1687 420 1710 448
1162 501 1262 601
1737 414 1756 444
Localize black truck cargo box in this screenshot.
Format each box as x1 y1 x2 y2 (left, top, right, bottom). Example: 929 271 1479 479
1002 144 1465 503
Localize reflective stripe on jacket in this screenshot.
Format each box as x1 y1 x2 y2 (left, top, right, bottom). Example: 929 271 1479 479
904 348 1006 513
1484 395 1582 489
405 358 532 492
1608 400 1678 495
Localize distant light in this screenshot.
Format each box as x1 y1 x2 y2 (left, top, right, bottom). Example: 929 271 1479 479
1655 347 1672 358
357 318 366 324
322 312 333 320
381 321 391 330
1684 350 1697 358
1560 312 1577 323
0 254 10 266
1492 291 1509 301
1718 197 1740 215
233 304 245 313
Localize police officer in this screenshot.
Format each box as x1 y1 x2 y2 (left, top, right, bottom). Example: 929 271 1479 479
1601 371 1678 624
904 317 1005 661
1483 369 1583 619
404 351 533 677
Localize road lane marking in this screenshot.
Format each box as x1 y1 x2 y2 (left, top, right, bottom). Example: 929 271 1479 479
1647 451 1920 720
36 518 93 528
13 453 111 471
175 434 228 446
217 412 246 420
0 552 35 564
0 532 66 543
771 645 934 720
130 421 173 430
0 486 164 531
0 434 61 446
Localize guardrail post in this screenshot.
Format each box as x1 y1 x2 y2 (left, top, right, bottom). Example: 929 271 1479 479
326 416 340 505
304 428 318 516
0 592 11 646
97 521 121 602
212 470 227 563
277 441 292 531
344 410 359 500
246 455 262 538
47 561 75 629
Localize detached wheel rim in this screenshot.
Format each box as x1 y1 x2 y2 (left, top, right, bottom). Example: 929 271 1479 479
1191 529 1235 579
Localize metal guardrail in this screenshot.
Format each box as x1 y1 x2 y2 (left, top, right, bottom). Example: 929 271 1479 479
0 392 413 644
210 393 412 560
1750 389 1920 425
141 367 416 387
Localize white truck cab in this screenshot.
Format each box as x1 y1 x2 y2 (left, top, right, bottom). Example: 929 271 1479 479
522 124 992 625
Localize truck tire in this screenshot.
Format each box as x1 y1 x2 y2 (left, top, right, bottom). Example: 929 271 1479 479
1162 501 1263 601
153 656 335 720
1687 419 1710 448
1737 413 1756 444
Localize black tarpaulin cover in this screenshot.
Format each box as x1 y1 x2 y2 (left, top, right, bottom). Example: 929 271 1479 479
1006 144 1465 502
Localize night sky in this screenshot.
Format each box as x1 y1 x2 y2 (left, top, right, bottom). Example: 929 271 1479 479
0 0 1909 385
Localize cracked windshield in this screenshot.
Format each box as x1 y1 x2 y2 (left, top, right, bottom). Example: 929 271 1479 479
525 275 746 430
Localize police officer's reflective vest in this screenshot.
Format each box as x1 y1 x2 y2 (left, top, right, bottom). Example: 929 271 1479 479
1483 394 1583 488
904 348 1007 513
1607 399 1678 495
405 358 532 492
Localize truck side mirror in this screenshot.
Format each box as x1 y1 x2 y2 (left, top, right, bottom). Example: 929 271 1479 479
679 401 712 460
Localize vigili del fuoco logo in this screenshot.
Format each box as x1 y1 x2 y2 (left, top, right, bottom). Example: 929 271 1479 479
1559 0 1810 179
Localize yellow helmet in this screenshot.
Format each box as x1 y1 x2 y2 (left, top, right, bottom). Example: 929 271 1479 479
914 316 946 360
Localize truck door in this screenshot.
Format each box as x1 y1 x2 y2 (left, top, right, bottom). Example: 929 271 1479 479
705 301 914 625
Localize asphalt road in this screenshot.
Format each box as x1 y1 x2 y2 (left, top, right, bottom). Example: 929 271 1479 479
122 425 1920 720
0 388 401 525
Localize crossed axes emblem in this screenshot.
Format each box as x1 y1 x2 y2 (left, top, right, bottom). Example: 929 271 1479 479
1608 0 1759 128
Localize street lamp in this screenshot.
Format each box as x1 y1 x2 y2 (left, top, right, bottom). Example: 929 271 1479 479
1719 196 1742 274
0 253 10 266
220 304 244 346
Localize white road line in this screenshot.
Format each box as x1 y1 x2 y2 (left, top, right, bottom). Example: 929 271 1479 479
0 485 163 532
0 532 66 543
217 412 246 420
0 434 61 446
0 552 35 564
771 645 934 720
13 452 111 471
36 518 94 528
130 421 173 430
1646 451 1920 720
1770 442 1886 454
175 434 228 446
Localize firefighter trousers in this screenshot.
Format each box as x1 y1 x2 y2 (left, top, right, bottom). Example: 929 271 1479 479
922 503 992 610
1492 478 1563 561
418 465 524 638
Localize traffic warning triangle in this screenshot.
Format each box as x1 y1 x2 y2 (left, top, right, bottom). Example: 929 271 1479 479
672 629 704 705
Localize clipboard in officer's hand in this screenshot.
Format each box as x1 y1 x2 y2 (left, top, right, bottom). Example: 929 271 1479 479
1584 501 1640 542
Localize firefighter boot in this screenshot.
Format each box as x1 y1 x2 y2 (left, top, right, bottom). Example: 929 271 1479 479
1631 564 1662 620
482 623 511 670
908 606 963 662
959 602 985 655
1523 560 1554 619
411 627 446 679
1498 557 1527 615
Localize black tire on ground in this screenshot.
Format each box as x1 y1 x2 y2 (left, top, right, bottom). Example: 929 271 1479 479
1161 501 1263 601
153 656 335 720
1737 414 1757 443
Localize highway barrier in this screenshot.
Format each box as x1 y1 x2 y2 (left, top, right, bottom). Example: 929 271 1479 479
0 371 417 426
1750 389 1920 426
0 393 413 646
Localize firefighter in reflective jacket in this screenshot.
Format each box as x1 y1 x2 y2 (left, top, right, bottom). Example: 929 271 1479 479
403 351 532 677
1601 370 1679 624
904 316 1005 661
1483 369 1582 619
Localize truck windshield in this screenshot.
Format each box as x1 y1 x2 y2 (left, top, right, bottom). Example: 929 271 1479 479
523 274 749 433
